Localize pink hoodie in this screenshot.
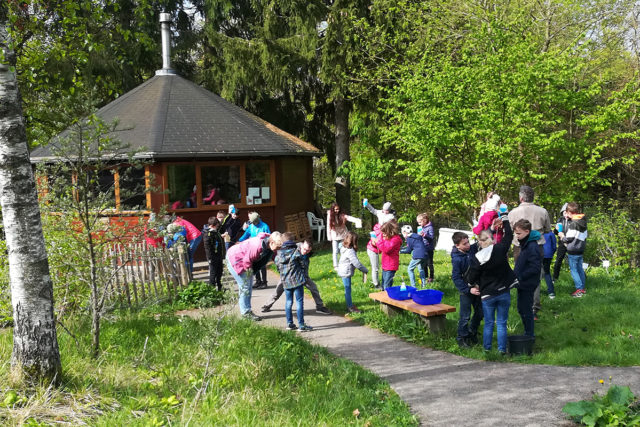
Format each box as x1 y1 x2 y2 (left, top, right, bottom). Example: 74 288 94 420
376 234 402 271
366 223 382 254
226 233 270 275
174 217 202 242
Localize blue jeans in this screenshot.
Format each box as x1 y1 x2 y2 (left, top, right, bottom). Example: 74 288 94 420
517 288 535 337
567 254 586 290
482 292 511 352
407 258 426 287
226 258 253 315
382 270 396 289
285 286 305 326
188 234 203 273
342 277 353 308
458 292 483 342
542 258 555 294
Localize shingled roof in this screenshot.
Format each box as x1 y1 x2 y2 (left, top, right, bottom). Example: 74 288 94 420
31 74 320 161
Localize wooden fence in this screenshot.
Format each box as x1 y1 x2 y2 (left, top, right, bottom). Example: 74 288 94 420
106 243 192 306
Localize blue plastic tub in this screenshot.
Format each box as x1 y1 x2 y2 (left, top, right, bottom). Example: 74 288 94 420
411 289 444 305
386 285 416 300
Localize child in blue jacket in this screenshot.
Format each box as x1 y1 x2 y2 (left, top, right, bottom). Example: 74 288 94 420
400 225 427 288
542 230 557 299
513 219 542 338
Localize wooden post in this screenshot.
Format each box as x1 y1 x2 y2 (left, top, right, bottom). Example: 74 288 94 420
118 245 132 307
133 244 146 301
127 244 139 305
177 245 189 288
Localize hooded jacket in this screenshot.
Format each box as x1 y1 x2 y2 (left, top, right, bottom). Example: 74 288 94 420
366 223 382 254
275 241 309 289
563 214 588 255
451 242 479 295
376 234 403 271
203 225 226 261
226 232 271 275
400 233 427 259
173 218 201 242
514 230 543 291
238 219 271 242
337 246 368 278
468 218 517 299
417 222 435 251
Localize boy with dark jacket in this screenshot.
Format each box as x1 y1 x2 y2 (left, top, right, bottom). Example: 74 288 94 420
203 217 226 291
400 225 427 288
513 219 543 337
451 232 482 348
558 202 588 297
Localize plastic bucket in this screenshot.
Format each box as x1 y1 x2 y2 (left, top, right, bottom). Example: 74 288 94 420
507 335 535 355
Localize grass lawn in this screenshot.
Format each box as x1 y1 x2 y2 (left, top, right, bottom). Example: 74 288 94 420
0 311 418 426
306 243 640 366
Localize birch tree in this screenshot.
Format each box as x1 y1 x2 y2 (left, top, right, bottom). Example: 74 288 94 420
0 4 61 383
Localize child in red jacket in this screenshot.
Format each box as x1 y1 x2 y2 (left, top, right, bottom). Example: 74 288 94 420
372 220 402 289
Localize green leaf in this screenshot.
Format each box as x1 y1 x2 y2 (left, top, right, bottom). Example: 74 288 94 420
605 385 635 406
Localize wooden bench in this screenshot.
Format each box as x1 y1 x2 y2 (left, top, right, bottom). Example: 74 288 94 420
369 291 456 333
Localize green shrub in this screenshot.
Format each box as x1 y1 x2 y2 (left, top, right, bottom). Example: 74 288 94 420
562 384 640 426
177 280 228 308
585 201 640 269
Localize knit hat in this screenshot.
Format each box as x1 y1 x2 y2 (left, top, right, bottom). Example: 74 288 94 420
485 194 501 211
229 204 236 214
382 202 392 211
248 212 260 224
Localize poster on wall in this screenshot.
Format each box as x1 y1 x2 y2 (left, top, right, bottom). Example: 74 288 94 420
261 187 270 201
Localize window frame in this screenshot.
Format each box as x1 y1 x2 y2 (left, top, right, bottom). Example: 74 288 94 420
162 160 277 212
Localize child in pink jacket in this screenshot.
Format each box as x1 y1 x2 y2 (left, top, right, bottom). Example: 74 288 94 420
373 220 402 289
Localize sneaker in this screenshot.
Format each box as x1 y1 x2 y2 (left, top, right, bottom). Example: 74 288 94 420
457 339 471 349
257 281 269 289
571 289 583 298
548 293 556 300
243 311 263 321
298 324 313 332
347 306 362 314
261 305 272 313
286 323 297 330
316 306 332 315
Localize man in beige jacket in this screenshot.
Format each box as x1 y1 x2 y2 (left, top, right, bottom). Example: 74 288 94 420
508 185 552 319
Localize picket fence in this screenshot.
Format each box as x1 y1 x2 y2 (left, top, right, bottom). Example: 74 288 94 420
106 243 192 306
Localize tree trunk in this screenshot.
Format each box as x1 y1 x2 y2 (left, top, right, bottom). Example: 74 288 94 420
334 97 351 213
0 14 62 384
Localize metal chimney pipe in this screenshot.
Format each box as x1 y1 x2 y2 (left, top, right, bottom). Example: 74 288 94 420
156 12 176 75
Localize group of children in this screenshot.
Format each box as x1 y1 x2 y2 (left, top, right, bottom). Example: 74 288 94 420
453 189 589 353
329 200 436 313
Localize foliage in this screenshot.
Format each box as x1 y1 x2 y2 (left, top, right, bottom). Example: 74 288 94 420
0 312 417 425
8 0 202 148
343 0 640 220
38 111 148 356
562 384 640 426
585 201 640 268
306 244 640 366
177 280 228 308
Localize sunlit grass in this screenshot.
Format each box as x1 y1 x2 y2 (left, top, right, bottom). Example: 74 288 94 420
0 312 417 426
307 243 640 366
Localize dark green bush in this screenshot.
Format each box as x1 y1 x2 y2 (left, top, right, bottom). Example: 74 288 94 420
177 281 228 308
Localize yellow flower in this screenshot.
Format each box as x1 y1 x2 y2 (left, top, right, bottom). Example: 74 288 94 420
599 379 604 384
